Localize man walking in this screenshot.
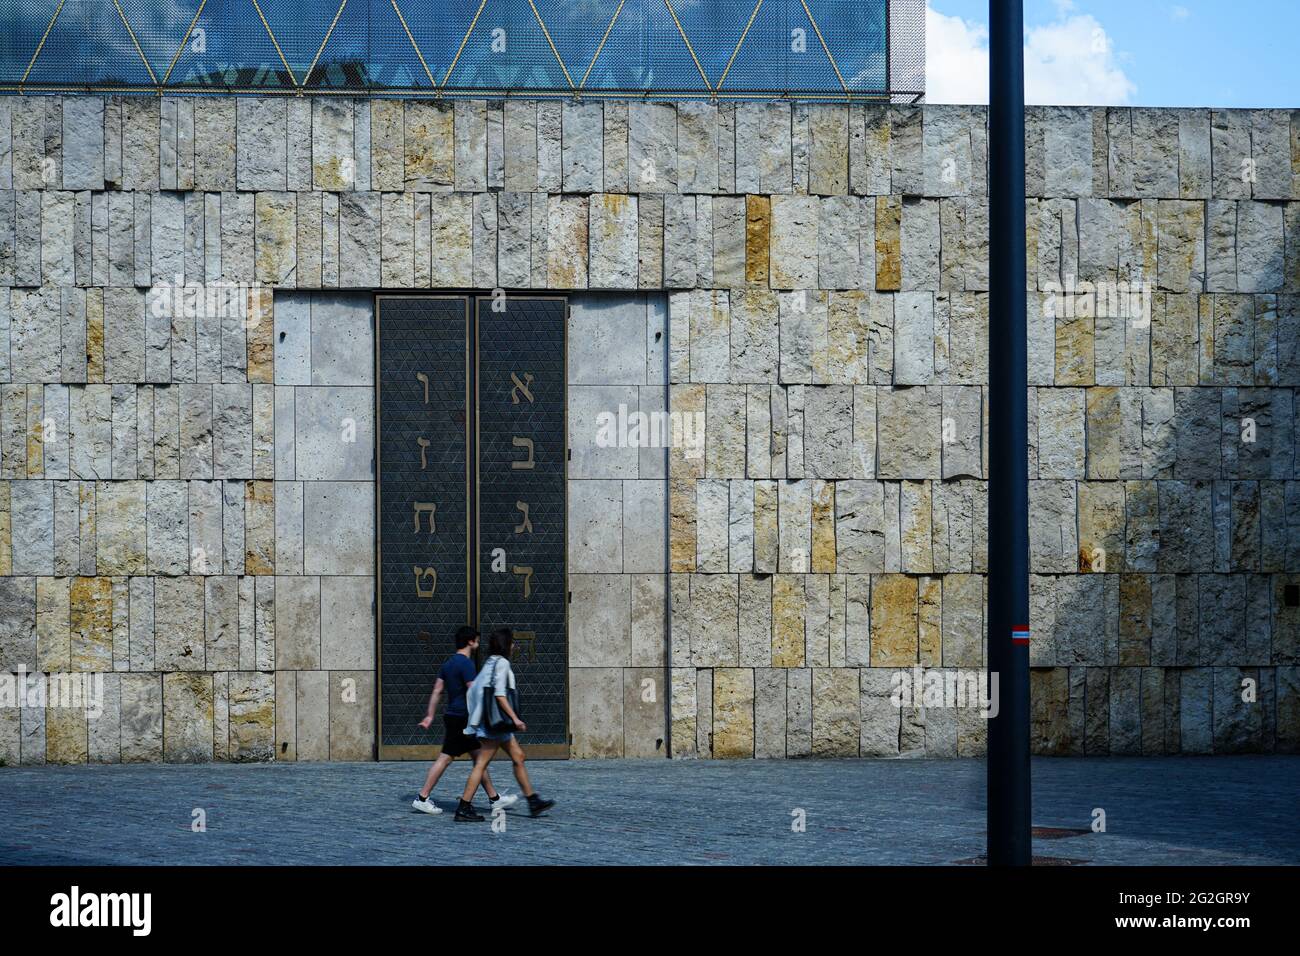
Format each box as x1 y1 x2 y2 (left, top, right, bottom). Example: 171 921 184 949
412 626 518 815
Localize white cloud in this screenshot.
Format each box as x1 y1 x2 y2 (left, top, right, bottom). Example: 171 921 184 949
926 3 1136 105
925 6 990 104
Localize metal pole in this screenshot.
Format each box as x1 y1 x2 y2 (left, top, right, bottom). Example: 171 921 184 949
987 0 1031 866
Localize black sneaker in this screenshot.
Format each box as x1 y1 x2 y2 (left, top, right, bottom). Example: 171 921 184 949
454 800 485 822
526 795 555 817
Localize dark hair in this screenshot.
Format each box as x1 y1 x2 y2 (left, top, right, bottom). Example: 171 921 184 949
454 625 480 650
487 628 514 658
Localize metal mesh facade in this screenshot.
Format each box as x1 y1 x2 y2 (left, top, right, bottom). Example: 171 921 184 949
0 0 924 101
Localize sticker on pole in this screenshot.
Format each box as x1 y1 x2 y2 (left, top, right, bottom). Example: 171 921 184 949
1012 626 1030 646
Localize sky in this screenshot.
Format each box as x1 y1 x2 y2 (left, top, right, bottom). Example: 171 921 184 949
927 0 1300 107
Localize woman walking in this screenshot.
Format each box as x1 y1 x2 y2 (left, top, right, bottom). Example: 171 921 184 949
456 628 556 822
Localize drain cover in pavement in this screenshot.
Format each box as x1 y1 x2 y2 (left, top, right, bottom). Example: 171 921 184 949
1031 826 1091 839
952 855 1090 866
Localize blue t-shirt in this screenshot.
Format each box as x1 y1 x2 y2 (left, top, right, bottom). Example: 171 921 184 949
438 653 477 717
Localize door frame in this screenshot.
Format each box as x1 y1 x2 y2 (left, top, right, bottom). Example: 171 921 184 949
375 292 570 760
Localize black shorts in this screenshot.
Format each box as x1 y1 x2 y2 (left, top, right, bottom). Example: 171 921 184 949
440 714 481 758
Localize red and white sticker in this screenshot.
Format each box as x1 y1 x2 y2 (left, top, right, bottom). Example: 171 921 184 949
1012 626 1030 645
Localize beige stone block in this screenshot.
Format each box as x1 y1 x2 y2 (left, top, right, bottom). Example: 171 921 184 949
1055 315 1095 385
547 194 589 289
1086 386 1122 479
404 101 455 191
1030 667 1071 755
295 670 329 761
45 689 88 764
668 475 696 573
622 667 665 758
243 480 274 574
670 667 697 757
163 672 213 763
36 575 70 672
1079 481 1126 573
121 673 162 762
94 480 145 574
328 671 374 760
571 667 623 758
275 670 296 761
812 668 859 756
155 575 204 671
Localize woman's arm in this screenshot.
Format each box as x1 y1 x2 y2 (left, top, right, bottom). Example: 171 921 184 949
495 663 524 731
495 695 525 732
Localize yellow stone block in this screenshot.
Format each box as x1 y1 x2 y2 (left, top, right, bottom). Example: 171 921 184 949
246 286 274 384
745 195 770 286
669 476 697 573
810 479 837 573
712 668 755 758
244 480 276 575
70 576 113 672
870 573 918 666
918 576 942 666
0 481 11 576
875 195 902 291
772 573 807 667
1055 315 1095 385
86 289 105 384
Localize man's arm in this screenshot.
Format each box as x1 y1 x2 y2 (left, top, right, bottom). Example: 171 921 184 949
418 678 445 729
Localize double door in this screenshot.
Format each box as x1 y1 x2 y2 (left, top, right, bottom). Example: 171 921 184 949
376 295 567 758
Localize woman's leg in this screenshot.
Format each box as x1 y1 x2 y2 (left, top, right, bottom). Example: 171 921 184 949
460 741 499 802
502 736 535 797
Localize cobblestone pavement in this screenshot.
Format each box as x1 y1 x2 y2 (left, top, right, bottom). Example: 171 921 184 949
1 756 1295 866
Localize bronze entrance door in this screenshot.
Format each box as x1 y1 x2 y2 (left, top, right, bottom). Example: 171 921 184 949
376 295 567 759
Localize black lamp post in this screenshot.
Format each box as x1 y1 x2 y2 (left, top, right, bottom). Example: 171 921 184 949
986 0 1031 866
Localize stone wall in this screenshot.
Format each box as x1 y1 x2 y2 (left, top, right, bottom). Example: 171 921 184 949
0 96 1297 763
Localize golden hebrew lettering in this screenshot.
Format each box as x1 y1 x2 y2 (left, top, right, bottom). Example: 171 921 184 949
514 500 533 535
413 566 437 598
514 631 537 663
416 372 430 404
417 437 430 470
510 372 534 404
511 436 535 469
512 565 534 599
413 502 437 533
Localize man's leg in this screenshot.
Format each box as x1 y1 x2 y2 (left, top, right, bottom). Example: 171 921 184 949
418 752 453 800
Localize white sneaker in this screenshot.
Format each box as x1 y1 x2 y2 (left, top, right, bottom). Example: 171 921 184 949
412 796 443 815
492 793 519 810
